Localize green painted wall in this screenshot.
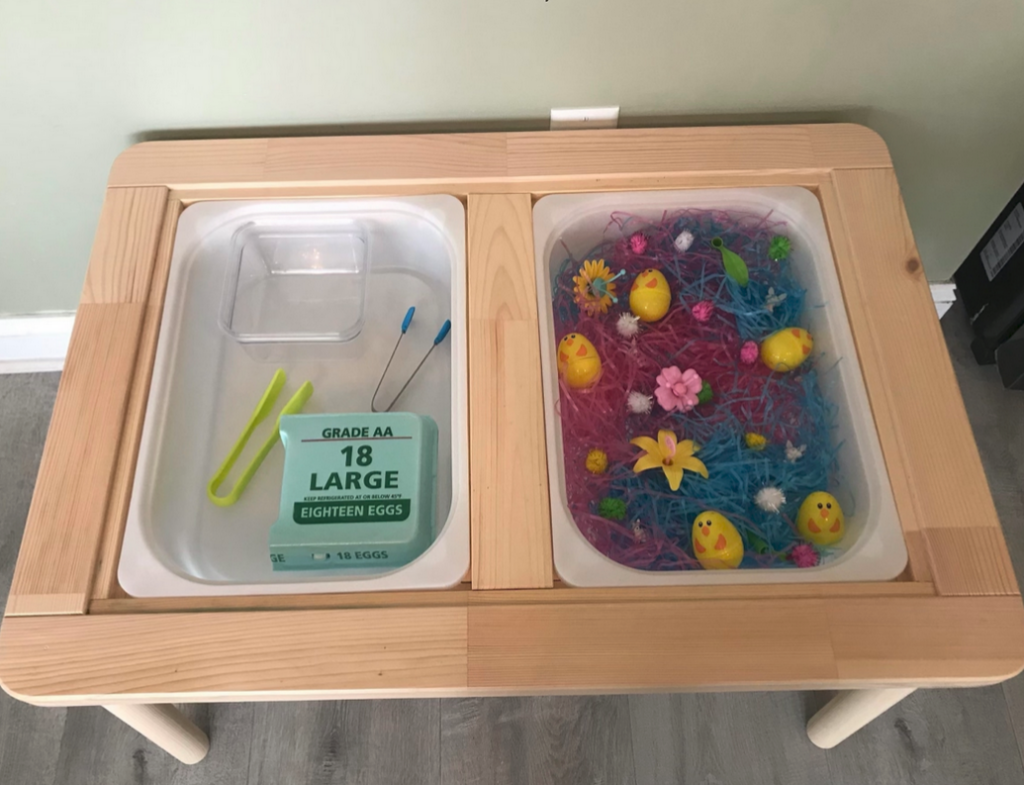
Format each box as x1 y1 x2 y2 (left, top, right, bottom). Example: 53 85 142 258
2 0 1023 313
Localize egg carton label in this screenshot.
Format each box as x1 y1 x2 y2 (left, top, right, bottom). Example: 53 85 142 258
294 499 411 524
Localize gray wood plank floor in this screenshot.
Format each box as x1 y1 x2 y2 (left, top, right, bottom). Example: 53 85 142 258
441 697 635 785
2 301 1024 784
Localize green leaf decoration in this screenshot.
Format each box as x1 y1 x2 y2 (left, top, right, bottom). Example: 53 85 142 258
697 380 713 404
768 235 792 261
711 237 749 287
747 532 770 555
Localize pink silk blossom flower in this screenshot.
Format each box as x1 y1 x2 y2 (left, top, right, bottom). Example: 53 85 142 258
655 366 703 413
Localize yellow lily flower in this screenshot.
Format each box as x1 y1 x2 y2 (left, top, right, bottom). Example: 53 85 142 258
630 429 709 491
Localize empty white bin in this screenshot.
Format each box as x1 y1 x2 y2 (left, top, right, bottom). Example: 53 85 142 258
119 197 469 597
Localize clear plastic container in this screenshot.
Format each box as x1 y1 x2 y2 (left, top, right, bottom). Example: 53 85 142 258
222 219 369 343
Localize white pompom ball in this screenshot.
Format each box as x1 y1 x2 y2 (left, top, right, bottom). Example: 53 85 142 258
627 390 653 415
674 230 695 252
616 312 641 339
755 486 786 513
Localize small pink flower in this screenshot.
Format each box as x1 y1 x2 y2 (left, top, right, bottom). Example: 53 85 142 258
692 300 715 323
791 543 819 568
629 233 649 255
740 340 759 365
654 366 703 413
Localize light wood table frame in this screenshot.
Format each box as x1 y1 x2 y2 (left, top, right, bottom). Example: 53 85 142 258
2 125 1022 763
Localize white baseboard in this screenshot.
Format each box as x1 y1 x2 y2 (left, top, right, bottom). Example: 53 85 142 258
0 314 75 373
0 285 960 374
930 283 957 319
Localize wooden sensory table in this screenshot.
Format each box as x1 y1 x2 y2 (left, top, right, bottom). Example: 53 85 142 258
1 125 1022 764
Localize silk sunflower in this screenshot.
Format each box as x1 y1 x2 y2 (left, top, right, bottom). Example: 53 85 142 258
573 259 624 316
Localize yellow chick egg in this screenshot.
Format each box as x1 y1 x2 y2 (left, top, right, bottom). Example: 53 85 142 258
557 333 602 389
760 327 814 372
692 511 744 570
797 491 845 546
629 268 672 322
585 449 608 474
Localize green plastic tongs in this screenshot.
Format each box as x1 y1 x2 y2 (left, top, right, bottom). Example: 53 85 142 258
206 369 313 507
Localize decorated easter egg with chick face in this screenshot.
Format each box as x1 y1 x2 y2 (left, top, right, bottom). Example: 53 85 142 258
692 511 744 569
557 332 602 389
797 491 845 546
760 327 813 372
629 268 671 322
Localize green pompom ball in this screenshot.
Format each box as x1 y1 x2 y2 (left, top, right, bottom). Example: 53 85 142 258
697 380 713 404
768 235 791 261
598 497 627 521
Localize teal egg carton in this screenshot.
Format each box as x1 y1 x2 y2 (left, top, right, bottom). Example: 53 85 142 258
270 412 438 571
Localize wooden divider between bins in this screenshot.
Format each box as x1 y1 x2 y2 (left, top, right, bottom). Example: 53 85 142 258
467 194 554 590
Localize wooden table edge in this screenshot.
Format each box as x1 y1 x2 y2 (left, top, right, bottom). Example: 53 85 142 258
105 123 893 189
1 595 1022 705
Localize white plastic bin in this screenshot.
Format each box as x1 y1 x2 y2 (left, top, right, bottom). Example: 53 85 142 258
119 197 469 597
534 187 908 587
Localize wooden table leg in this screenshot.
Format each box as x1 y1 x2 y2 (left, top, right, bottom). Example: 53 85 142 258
103 703 209 764
806 687 916 748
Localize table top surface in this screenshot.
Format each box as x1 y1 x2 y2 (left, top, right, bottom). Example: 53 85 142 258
2 124 1022 706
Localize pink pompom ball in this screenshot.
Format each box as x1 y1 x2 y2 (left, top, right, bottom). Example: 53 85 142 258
740 340 759 365
629 233 649 255
692 300 715 323
791 543 819 568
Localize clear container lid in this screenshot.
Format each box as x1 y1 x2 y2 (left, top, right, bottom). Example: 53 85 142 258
221 218 369 343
